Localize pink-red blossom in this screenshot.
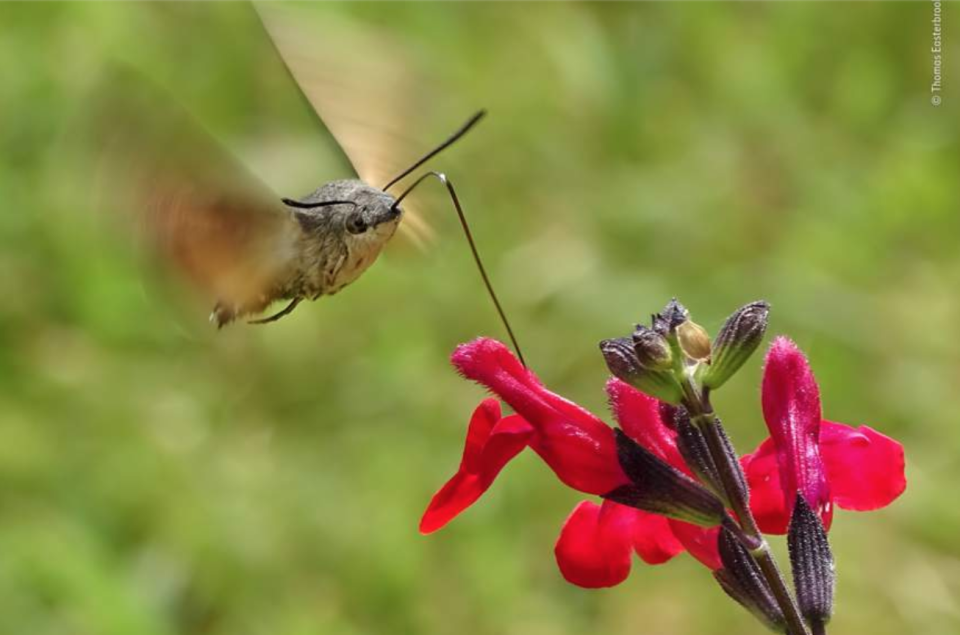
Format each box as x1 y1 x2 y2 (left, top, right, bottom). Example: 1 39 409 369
421 337 906 588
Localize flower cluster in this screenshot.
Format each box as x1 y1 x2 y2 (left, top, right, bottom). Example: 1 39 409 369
421 300 906 633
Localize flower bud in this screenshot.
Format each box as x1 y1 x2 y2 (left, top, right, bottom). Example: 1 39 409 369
604 429 727 527
652 298 689 336
715 528 785 631
673 412 749 508
788 494 835 627
600 338 683 404
658 402 679 431
677 320 712 362
632 325 673 371
703 301 770 390
672 407 723 499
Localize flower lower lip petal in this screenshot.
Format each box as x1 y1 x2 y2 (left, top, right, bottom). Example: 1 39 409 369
554 500 635 588
420 401 533 534
819 421 906 512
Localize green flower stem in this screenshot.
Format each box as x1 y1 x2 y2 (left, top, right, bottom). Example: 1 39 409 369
810 620 826 635
677 373 809 635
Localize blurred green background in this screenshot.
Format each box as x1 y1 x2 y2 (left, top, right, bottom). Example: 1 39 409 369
0 2 957 634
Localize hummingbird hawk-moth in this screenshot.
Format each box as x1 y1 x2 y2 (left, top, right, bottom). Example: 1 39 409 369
96 6 524 363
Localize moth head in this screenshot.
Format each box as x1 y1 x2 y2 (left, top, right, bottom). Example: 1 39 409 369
288 179 403 245
343 185 403 240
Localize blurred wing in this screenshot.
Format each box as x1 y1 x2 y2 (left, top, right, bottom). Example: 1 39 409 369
92 69 297 311
257 5 436 248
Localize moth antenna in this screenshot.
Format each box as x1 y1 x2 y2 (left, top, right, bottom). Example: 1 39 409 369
392 171 526 367
382 110 486 191
281 198 359 209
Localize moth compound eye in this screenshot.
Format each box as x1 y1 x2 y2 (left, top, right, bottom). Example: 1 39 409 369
347 214 368 235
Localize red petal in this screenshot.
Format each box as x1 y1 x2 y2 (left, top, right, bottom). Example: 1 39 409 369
420 472 483 535
605 379 689 474
460 398 502 473
741 421 907 533
741 438 791 534
630 507 685 564
761 337 831 522
452 338 627 495
669 520 722 571
420 403 533 534
554 501 635 588
821 420 906 511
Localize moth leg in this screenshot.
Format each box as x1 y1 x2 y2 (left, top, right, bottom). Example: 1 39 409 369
210 303 236 329
248 297 303 325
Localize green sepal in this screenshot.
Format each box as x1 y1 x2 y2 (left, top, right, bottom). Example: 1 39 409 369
600 338 684 404
703 301 770 390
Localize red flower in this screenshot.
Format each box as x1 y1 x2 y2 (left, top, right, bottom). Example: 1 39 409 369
743 336 908 534
421 337 906 588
